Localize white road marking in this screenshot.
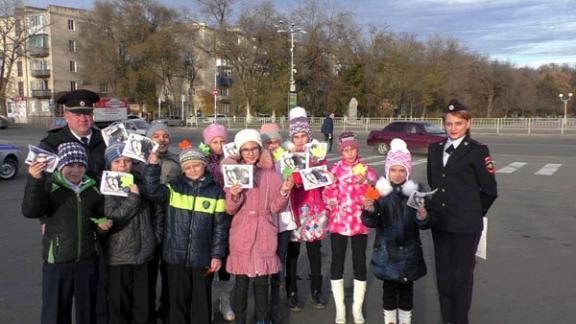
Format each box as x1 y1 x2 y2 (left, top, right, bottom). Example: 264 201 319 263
496 162 527 173
534 163 562 176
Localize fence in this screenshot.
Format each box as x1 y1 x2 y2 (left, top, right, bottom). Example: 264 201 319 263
16 116 576 135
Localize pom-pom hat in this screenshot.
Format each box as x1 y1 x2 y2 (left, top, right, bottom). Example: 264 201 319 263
384 138 413 179
288 106 312 141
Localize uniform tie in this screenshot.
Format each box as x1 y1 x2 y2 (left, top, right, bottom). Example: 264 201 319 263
445 144 455 155
81 137 89 145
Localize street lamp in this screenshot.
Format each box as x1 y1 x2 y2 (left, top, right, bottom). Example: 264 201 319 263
559 92 573 126
276 21 306 116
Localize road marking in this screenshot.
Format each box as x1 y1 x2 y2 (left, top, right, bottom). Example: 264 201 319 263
496 162 527 173
534 163 562 176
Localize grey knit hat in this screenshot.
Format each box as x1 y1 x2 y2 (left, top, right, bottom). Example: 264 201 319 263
146 122 171 139
179 147 207 166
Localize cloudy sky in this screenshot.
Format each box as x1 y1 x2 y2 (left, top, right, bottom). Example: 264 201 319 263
26 0 576 67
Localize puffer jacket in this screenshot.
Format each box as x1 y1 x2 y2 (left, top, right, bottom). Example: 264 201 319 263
206 152 225 188
150 151 182 242
104 187 156 266
361 179 429 283
144 164 229 268
22 172 103 264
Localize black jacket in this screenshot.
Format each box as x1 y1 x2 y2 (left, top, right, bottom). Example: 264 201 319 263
427 135 498 233
144 165 230 268
321 116 334 134
22 172 103 263
40 126 106 184
104 188 156 266
362 183 428 283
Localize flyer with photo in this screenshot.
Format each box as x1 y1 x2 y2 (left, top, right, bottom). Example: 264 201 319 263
406 188 438 210
222 164 254 189
100 171 134 197
280 152 307 175
223 142 238 158
101 122 129 146
122 133 159 163
305 141 328 164
300 165 333 191
25 145 60 173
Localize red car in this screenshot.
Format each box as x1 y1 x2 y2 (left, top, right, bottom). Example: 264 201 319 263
367 121 447 155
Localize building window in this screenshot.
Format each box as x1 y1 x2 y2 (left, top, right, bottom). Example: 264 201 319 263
70 61 77 72
18 82 24 96
17 61 23 77
67 19 75 31
68 40 77 52
99 82 109 93
70 81 77 91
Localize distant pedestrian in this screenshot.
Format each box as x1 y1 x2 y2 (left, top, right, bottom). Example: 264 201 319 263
321 112 335 152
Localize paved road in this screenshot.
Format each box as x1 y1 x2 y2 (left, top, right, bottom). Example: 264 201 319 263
1 127 575 323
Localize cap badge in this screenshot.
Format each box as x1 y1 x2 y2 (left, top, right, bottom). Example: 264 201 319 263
448 105 454 111
79 101 86 107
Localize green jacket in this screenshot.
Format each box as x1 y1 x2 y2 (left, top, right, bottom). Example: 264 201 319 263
22 172 104 263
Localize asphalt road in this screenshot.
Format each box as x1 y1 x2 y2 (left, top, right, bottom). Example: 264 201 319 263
1 127 575 323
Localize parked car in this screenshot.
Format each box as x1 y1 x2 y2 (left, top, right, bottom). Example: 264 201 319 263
367 121 447 155
202 114 229 124
0 143 20 180
155 116 185 127
49 117 68 130
124 119 149 135
0 115 13 129
127 114 143 120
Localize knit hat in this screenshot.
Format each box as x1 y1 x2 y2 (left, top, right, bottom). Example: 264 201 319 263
104 143 125 169
288 106 312 141
260 123 282 143
337 131 359 152
234 129 262 150
57 142 88 171
384 138 413 179
203 123 228 145
179 147 208 166
146 122 171 139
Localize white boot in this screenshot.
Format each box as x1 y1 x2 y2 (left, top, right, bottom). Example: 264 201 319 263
398 309 412 324
331 279 346 324
383 309 397 324
352 280 366 324
220 278 236 321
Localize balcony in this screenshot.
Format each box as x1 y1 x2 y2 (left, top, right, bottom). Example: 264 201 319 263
29 47 49 57
31 89 52 98
31 69 50 78
217 75 233 87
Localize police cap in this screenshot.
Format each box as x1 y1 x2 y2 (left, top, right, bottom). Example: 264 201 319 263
444 99 467 114
57 89 100 114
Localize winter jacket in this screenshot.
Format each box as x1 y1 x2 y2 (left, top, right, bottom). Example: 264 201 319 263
206 152 224 188
324 158 377 236
150 151 181 242
223 150 289 277
104 188 156 266
22 172 104 264
144 165 229 268
321 116 334 135
40 126 106 184
361 179 429 283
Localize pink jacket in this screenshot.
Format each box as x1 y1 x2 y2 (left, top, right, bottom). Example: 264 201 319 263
223 150 289 277
323 158 377 236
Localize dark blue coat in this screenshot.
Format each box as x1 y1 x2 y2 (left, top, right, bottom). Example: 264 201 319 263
321 116 333 134
362 185 428 283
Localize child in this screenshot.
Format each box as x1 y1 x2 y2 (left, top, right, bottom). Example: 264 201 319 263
102 143 156 324
323 132 377 324
201 123 236 321
223 129 293 324
362 139 429 324
22 142 109 324
144 146 230 324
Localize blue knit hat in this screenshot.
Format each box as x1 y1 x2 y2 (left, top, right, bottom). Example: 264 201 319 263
57 142 88 171
105 143 126 168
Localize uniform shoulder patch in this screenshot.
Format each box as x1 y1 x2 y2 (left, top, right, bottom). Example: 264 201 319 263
484 156 495 173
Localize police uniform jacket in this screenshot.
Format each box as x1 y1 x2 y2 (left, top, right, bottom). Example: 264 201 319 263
427 135 497 233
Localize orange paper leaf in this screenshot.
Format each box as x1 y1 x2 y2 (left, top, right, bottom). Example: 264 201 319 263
178 139 191 151
364 185 380 200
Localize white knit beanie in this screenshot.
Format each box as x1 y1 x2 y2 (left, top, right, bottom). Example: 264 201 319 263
234 129 262 150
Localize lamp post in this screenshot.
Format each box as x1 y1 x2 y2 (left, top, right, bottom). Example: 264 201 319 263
276 21 306 117
559 92 573 126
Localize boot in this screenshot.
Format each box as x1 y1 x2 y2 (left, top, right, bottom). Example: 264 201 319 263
220 279 236 321
311 275 326 309
352 280 366 323
287 291 301 312
383 309 397 324
331 279 346 324
398 309 412 324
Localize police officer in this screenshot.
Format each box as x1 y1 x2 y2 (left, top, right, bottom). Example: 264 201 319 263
40 89 105 184
426 99 498 324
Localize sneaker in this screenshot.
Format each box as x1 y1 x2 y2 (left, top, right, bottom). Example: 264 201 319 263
220 296 236 321
311 290 326 309
287 292 301 312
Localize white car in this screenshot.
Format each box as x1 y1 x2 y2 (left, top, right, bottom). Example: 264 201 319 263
123 119 149 135
202 114 229 124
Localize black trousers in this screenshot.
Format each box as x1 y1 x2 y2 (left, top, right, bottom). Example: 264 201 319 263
234 275 270 322
432 229 482 324
324 133 333 152
382 279 413 311
41 256 99 324
330 233 367 281
167 264 212 324
286 240 323 294
108 263 150 324
148 248 169 320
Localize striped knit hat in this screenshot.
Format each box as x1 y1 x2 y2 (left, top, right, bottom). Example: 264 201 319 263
179 147 207 166
105 143 125 169
384 138 413 179
288 106 312 141
57 142 88 171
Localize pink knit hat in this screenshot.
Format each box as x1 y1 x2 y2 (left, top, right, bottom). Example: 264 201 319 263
288 107 312 141
203 123 228 145
384 138 413 179
259 123 282 143
337 131 359 152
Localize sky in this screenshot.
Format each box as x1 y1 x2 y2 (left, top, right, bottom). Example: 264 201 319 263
25 0 576 68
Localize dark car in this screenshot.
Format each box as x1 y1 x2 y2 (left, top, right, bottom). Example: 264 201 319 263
367 121 447 155
0 114 14 129
0 143 20 180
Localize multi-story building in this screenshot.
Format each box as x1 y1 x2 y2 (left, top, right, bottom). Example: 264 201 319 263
6 5 98 122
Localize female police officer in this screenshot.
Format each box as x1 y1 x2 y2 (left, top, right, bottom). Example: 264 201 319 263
427 99 498 324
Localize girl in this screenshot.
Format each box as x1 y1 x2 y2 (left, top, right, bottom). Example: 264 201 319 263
223 129 293 324
323 132 377 324
362 139 429 324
